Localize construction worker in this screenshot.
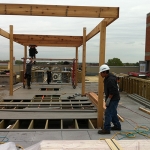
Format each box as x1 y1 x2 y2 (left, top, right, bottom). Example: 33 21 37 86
29 45 38 64
47 70 52 84
25 58 34 89
98 64 121 134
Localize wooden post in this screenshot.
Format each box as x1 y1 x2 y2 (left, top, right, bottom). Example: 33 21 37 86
22 46 27 84
97 21 106 128
24 46 27 60
81 27 86 96
75 47 78 86
9 25 13 96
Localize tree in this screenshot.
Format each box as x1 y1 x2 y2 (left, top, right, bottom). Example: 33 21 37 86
107 58 124 66
135 62 139 66
15 60 23 64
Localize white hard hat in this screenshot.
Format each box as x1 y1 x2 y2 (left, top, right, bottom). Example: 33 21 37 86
99 64 110 73
26 59 30 64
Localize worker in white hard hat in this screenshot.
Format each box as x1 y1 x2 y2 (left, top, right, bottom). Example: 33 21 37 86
98 64 121 134
24 58 34 89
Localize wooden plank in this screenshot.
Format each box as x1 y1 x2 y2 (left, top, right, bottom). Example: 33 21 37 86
0 120 4 129
0 4 119 18
139 107 150 115
12 120 19 129
45 119 48 129
89 92 124 122
117 114 124 122
75 119 79 129
112 139 123 150
0 28 9 39
88 119 95 129
28 120 34 129
105 139 118 150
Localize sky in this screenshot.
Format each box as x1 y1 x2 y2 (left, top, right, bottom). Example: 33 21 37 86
0 0 149 63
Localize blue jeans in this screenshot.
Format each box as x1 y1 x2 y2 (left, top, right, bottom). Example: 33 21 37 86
27 74 31 87
104 100 121 131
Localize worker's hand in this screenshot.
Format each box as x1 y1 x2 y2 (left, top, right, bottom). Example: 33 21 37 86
105 97 111 107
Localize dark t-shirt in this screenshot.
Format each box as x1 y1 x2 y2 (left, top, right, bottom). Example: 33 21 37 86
26 62 32 75
104 73 120 101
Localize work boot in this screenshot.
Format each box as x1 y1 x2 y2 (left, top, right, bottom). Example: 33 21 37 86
111 126 121 131
28 86 31 89
98 129 110 134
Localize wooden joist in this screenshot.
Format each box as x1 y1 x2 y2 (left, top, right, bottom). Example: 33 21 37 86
86 18 118 42
13 34 83 47
13 34 82 41
0 28 9 39
0 4 119 47
0 4 119 18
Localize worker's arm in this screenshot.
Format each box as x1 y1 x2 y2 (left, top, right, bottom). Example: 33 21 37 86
30 58 35 64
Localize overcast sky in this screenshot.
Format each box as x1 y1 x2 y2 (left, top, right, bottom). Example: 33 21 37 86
0 0 149 63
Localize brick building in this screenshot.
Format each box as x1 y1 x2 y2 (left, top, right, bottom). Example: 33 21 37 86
145 12 150 71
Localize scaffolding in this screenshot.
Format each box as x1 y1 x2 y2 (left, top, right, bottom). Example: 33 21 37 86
22 58 77 89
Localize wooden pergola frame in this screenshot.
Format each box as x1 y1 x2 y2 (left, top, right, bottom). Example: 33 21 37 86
0 3 119 128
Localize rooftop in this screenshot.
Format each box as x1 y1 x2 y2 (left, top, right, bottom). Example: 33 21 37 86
0 80 150 149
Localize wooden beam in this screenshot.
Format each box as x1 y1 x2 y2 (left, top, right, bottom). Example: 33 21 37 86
45 120 48 129
75 47 78 86
0 28 10 39
12 120 19 129
97 21 106 128
21 43 80 47
61 119 63 129
0 120 4 129
0 28 23 46
13 34 82 47
13 34 82 42
75 119 79 129
81 27 86 96
28 120 34 129
22 46 27 84
88 119 95 129
86 17 118 42
17 41 82 45
0 4 119 18
9 25 13 96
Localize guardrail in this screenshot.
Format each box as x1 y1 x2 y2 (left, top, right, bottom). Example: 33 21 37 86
119 76 150 100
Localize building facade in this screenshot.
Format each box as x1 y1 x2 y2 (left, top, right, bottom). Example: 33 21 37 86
145 12 150 71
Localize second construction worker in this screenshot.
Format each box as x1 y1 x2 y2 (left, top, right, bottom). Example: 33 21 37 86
25 58 34 89
98 64 121 134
